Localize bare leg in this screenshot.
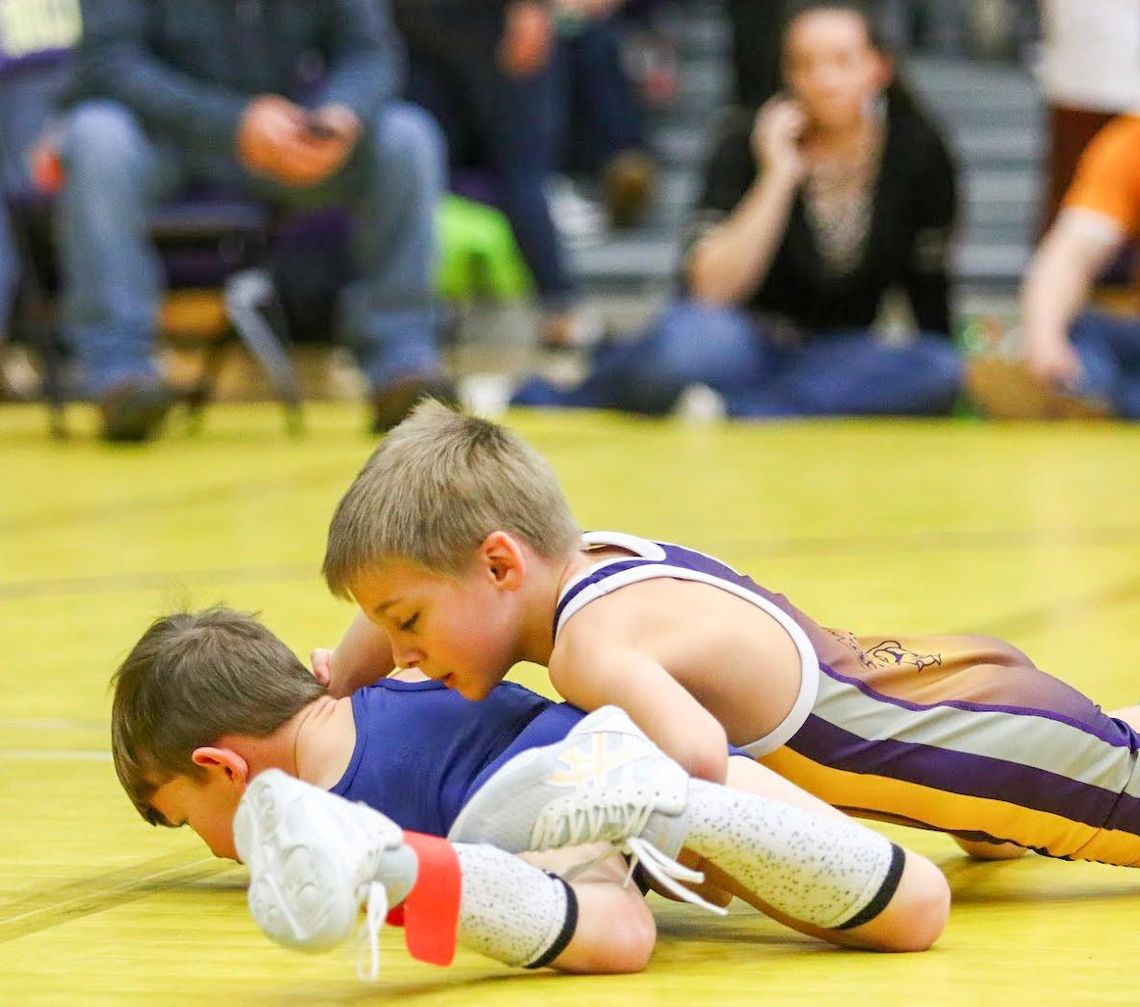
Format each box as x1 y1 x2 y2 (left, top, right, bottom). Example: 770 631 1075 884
521 845 656 973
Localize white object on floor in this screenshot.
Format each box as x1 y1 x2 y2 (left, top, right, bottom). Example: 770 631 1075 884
546 175 609 250
674 383 728 423
458 372 513 418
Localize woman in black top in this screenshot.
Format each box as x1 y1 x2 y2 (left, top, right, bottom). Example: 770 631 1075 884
513 0 964 416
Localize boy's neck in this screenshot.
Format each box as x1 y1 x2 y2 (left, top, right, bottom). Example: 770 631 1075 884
239 695 357 790
293 695 357 788
516 543 636 666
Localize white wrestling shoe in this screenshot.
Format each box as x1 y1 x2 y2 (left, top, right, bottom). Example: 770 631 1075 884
449 706 723 913
234 770 419 978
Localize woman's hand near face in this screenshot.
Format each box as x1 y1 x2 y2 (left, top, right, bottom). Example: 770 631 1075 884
752 97 808 182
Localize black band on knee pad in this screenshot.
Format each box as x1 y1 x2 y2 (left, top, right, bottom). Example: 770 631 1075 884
836 843 906 931
525 874 580 969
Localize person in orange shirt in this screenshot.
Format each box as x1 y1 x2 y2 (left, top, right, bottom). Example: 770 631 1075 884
970 115 1140 418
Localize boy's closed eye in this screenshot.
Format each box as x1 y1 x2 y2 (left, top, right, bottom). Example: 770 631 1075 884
398 614 419 633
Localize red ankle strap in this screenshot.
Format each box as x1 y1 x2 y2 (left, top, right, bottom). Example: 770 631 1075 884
385 831 462 966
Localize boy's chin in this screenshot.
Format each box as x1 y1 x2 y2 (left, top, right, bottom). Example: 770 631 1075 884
455 679 495 702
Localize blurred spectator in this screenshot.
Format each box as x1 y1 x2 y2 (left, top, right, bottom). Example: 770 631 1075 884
514 0 962 417
619 0 680 108
968 116 1140 419
393 0 598 348
555 7 658 229
1036 0 1140 233
58 0 449 441
0 0 80 355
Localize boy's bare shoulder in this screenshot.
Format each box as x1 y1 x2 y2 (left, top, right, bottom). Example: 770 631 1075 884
547 584 672 684
553 590 643 650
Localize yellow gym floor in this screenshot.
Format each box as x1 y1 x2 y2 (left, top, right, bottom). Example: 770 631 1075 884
3 403 1139 1005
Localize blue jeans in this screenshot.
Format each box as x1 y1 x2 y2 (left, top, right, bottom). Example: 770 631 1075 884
513 300 964 416
57 99 445 397
556 16 645 173
406 18 576 310
1069 310 1140 419
0 187 15 338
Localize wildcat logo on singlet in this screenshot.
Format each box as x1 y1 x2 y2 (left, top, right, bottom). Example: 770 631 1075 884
0 0 80 59
546 734 646 790
867 640 943 672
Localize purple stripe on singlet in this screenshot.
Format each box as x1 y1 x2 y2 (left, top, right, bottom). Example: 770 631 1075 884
552 559 657 638
788 713 1140 835
819 660 1136 750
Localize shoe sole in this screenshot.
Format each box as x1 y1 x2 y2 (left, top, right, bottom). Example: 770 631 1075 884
235 773 357 952
101 387 174 442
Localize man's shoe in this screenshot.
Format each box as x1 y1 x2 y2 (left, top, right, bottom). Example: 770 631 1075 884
965 357 1111 419
604 149 658 229
99 380 174 442
234 770 418 970
371 374 459 434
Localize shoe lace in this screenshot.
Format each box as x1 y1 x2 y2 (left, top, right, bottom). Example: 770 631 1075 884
351 825 399 982
536 798 727 917
533 795 656 849
354 880 389 982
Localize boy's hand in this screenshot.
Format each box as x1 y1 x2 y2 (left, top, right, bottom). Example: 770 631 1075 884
310 647 334 688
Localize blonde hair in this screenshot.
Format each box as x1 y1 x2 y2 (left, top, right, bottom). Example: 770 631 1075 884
323 400 581 597
110 607 324 824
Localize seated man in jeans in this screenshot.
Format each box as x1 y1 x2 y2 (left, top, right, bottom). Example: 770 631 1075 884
969 113 1140 420
59 0 452 441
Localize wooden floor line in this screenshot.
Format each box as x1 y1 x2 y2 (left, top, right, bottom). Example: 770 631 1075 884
0 718 106 730
0 853 235 942
0 461 354 538
969 574 1140 642
6 525 1140 605
0 748 111 761
703 524 1140 559
0 563 317 602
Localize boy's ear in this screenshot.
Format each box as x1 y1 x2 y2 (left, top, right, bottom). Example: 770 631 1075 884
191 746 250 786
478 531 526 591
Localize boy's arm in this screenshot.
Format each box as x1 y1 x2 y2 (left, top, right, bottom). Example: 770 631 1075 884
550 643 729 784
313 610 396 697
1021 211 1123 384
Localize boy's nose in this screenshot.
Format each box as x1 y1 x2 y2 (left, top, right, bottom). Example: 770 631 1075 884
393 645 423 669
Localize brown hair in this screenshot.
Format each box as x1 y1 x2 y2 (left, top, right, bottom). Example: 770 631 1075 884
781 0 924 120
323 400 581 598
110 607 324 823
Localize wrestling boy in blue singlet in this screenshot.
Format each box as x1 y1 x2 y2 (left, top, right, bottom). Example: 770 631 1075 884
110 607 947 978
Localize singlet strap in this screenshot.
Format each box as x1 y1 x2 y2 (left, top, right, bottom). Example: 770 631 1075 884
553 532 820 757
